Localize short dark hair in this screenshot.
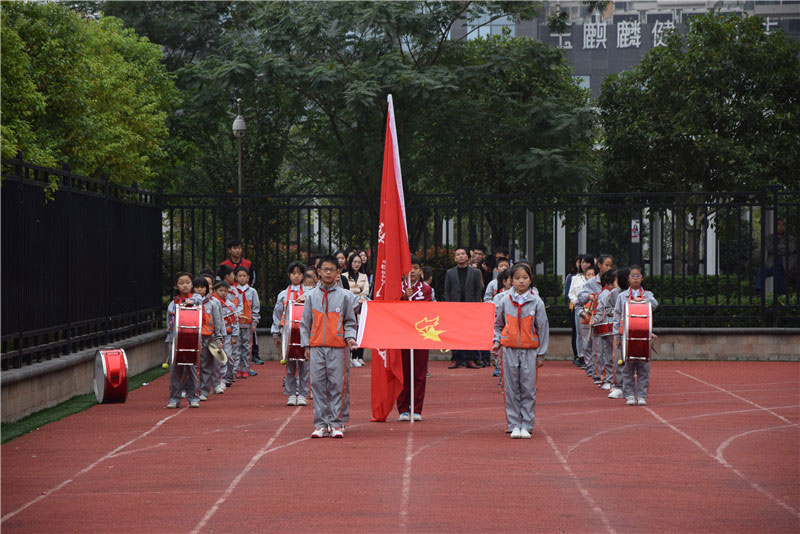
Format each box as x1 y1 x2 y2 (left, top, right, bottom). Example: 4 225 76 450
496 257 510 267
617 267 630 290
509 263 533 280
494 246 510 256
410 254 421 266
601 268 617 287
471 244 486 253
218 264 234 279
496 269 511 285
287 261 305 275
226 238 242 249
304 265 317 274
454 246 468 256
421 265 433 280
234 266 249 276
213 281 230 290
192 276 210 292
628 264 643 274
174 271 193 284
319 255 339 269
199 268 215 278
597 254 613 267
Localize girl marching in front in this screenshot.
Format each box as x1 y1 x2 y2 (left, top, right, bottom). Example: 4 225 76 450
166 272 201 408
612 265 658 406
491 263 549 439
272 261 310 406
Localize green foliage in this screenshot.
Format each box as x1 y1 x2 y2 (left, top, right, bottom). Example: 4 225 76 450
598 12 800 193
646 275 753 301
1 3 178 190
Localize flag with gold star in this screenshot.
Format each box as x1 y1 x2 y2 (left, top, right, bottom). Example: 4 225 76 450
357 301 495 350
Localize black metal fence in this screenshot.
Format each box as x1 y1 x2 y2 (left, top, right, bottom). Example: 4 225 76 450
164 188 800 330
3 154 798 370
1 155 162 370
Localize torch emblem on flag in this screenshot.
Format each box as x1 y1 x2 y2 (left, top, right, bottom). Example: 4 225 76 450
415 317 445 342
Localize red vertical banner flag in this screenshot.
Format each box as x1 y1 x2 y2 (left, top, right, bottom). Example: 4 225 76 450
370 94 412 422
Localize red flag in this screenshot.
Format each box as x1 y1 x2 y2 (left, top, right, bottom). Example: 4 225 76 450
370 94 412 422
358 301 495 351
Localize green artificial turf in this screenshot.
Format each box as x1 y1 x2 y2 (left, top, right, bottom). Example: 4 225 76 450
1 365 168 444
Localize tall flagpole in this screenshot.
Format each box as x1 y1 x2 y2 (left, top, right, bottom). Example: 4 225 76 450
410 349 415 424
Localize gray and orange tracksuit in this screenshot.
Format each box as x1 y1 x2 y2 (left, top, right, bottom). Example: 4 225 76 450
166 293 203 405
592 285 615 386
578 275 602 378
613 288 659 400
272 285 310 399
198 295 225 398
493 290 550 433
213 292 240 387
606 288 624 388
299 283 357 430
235 284 260 374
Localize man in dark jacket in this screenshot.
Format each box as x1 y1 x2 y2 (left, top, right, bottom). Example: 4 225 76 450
443 247 484 369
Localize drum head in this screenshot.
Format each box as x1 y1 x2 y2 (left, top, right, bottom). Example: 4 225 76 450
281 317 291 359
93 350 106 403
209 342 228 364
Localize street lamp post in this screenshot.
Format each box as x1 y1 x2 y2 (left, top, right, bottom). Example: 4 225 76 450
232 98 246 240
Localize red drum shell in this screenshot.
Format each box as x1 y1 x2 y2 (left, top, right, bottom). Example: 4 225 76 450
624 301 652 361
592 322 614 337
94 348 129 403
282 302 307 361
172 304 202 365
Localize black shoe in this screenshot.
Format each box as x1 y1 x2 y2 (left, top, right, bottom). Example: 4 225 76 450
252 357 265 365
465 361 481 369
226 381 232 388
448 361 461 369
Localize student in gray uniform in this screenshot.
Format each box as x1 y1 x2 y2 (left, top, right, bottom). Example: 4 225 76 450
578 254 614 383
234 267 260 378
193 277 224 401
592 268 618 391
166 272 202 408
613 265 658 406
272 261 311 407
491 263 550 439
300 255 358 439
211 281 239 394
607 268 629 400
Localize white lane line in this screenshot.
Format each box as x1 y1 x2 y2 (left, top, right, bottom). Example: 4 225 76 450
398 430 415 532
190 407 301 534
716 424 799 465
645 407 800 520
676 370 795 425
539 425 617 534
1 408 187 523
109 442 167 458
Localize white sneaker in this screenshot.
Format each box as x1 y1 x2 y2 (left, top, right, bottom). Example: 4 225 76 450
519 428 531 439
166 402 178 409
510 427 522 439
296 395 307 406
601 383 612 390
626 396 636 406
199 394 208 401
398 412 410 421
413 413 422 421
637 397 647 406
330 427 344 438
181 391 187 398
220 382 226 391
287 395 297 406
213 385 224 394
189 401 200 408
358 358 366 366
350 359 362 367
311 427 328 438
608 388 624 399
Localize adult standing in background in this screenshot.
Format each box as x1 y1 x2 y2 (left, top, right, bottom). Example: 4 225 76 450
443 247 484 369
220 239 263 365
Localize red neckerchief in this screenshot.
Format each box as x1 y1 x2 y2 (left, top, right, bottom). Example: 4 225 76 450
628 288 645 301
212 293 235 313
174 293 190 304
319 284 336 313
287 285 304 302
602 285 612 292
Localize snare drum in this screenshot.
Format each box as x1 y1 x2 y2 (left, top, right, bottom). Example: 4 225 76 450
622 301 652 362
94 348 129 403
592 322 614 337
172 303 202 366
281 301 307 361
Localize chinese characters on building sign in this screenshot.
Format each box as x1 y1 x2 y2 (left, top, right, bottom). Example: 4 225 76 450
583 21 607 49
617 20 642 48
651 19 676 47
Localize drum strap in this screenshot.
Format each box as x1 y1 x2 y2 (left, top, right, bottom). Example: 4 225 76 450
280 285 305 327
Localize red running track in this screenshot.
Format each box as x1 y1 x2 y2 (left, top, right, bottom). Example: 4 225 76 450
2 361 799 533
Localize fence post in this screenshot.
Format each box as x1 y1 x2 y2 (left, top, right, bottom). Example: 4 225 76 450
15 152 24 368
759 188 768 326
770 185 780 327
103 173 110 344
630 208 642 267
64 163 72 355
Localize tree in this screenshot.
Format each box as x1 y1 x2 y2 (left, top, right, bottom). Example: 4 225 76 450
598 12 800 193
1 2 178 189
